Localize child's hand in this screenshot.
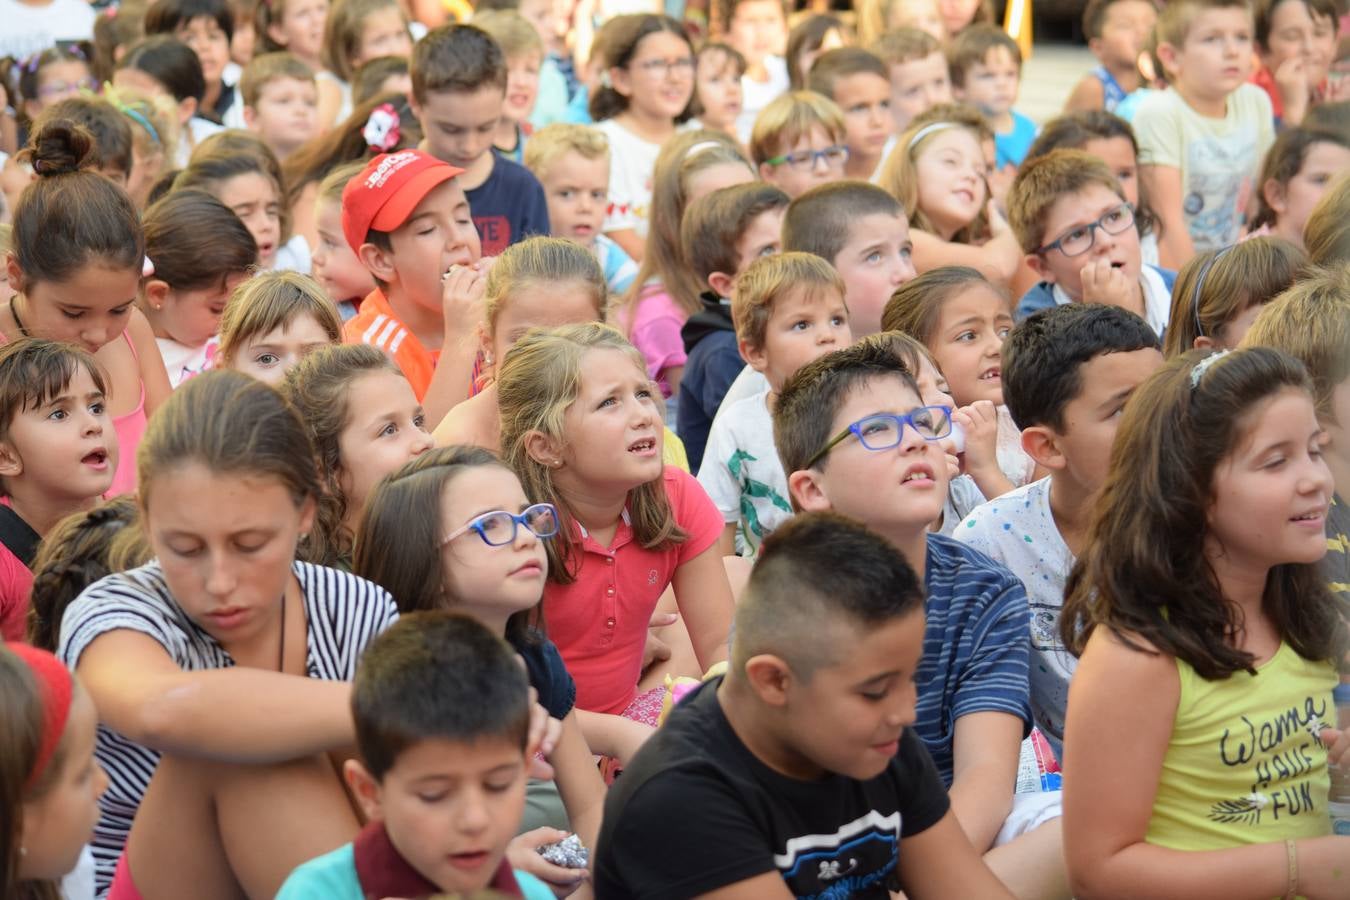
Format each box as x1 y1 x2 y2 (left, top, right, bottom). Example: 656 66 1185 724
1274 55 1311 117
1079 258 1137 311
507 828 589 898
988 165 1016 214
954 401 1000 478
1320 727 1350 768
440 259 490 341
985 197 1012 235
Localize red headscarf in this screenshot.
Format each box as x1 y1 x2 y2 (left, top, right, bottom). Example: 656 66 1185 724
6 642 74 790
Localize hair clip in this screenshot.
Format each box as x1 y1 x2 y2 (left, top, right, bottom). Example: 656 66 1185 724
22 54 41 75
363 103 401 153
31 159 42 173
1189 349 1231 389
1188 245 1232 338
118 102 162 146
684 139 721 160
907 121 959 151
600 69 613 89
143 256 156 278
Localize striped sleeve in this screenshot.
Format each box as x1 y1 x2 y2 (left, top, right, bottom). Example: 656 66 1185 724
297 563 399 679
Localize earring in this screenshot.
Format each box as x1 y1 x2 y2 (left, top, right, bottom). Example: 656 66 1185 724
484 352 494 366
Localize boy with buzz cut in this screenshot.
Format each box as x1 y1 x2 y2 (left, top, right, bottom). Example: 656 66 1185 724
698 252 851 558
239 51 319 162
1063 0 1157 113
775 343 1071 899
1134 0 1275 266
955 303 1163 758
806 47 895 181
276 611 554 899
341 149 485 424
1008 149 1177 336
594 512 1018 900
411 24 550 257
1241 267 1350 606
870 28 955 136
678 181 790 474
523 122 638 298
948 24 1038 172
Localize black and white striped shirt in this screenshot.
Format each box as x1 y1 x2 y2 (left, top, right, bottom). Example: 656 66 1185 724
57 560 399 897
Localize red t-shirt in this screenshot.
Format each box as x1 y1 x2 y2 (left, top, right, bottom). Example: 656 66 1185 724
543 467 722 715
0 541 34 641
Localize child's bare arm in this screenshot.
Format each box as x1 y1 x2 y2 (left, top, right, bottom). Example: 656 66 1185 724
947 711 1023 852
897 810 1016 899
574 708 653 764
128 307 173 419
1139 164 1194 270
550 709 607 854
910 210 1023 286
1063 75 1106 113
76 629 355 761
671 541 735 672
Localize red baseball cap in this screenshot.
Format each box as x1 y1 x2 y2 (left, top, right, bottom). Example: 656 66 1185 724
341 150 465 254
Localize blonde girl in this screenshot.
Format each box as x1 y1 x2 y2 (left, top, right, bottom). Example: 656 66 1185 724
354 446 605 895
882 265 1035 495
105 86 181 210
498 323 734 766
216 270 343 385
615 130 753 413
880 111 1024 285
316 0 412 129
281 344 433 569
1 120 172 497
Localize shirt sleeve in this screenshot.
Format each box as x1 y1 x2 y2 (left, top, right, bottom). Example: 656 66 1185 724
894 729 953 837
951 571 1033 730
602 134 639 233
696 418 743 523
57 579 181 671
1133 93 1183 169
597 767 781 900
628 293 689 383
669 468 726 562
0 545 32 641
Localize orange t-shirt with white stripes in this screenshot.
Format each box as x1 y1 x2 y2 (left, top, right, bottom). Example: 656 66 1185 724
342 289 438 400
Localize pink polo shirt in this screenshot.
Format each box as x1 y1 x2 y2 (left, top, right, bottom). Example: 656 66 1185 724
543 467 722 715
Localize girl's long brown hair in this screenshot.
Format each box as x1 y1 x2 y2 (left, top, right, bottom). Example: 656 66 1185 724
0 649 64 900
1060 347 1345 678
497 323 685 584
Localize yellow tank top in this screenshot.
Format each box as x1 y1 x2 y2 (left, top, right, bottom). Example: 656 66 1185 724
662 426 689 473
1147 642 1337 850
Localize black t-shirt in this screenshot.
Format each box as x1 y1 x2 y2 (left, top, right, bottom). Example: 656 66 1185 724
511 631 576 721
593 678 950 900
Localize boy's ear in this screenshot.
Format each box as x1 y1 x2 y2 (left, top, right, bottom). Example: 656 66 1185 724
738 336 766 373
241 104 258 130
342 759 386 823
757 161 777 183
1024 253 1053 283
357 242 398 284
707 271 735 298
787 468 831 513
142 278 172 311
743 653 794 707
1020 425 1067 472
523 429 564 469
1154 41 1181 81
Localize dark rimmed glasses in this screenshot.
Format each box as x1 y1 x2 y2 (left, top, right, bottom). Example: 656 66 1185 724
804 406 954 470
442 503 559 547
1035 203 1135 257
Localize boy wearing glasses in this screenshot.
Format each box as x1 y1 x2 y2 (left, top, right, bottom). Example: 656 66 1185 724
697 252 852 558
1008 149 1176 337
749 90 850 198
411 24 550 256
774 342 1065 897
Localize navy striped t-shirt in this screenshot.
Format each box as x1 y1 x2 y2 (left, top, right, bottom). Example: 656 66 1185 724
915 534 1033 785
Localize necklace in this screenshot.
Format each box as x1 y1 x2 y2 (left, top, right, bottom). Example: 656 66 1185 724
11 296 29 337
277 590 287 672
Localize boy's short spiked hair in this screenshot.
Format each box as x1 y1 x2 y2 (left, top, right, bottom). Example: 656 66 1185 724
411 24 507 102
774 339 922 481
870 27 942 67
473 9 544 61
1003 303 1160 432
352 611 531 781
240 51 315 108
732 511 924 678
947 23 1022 88
749 90 847 168
1155 0 1252 51
523 123 610 182
732 251 846 350
806 47 889 99
682 182 789 288
782 180 904 266
1007 149 1126 254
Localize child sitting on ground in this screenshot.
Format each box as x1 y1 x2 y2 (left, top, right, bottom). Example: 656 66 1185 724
749 90 850 199
956 303 1163 757
870 28 955 137
678 182 789 473
1163 235 1306 356
523 123 639 298
240 52 320 163
1064 0 1157 113
806 47 896 181
699 253 852 558
948 25 1038 173
0 340 119 642
217 270 344 385
1134 0 1276 264
1007 149 1174 336
594 513 1017 899
276 612 554 899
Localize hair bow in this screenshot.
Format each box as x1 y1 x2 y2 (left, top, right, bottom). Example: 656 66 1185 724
363 103 402 153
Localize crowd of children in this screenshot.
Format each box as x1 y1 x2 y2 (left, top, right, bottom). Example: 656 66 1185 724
2 0 1350 896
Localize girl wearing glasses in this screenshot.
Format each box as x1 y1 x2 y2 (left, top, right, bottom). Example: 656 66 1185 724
9 46 97 143
354 445 606 897
281 344 434 569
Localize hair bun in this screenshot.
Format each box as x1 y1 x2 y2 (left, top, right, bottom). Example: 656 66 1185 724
27 120 97 177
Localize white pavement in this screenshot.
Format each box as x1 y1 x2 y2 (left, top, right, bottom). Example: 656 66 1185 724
1018 42 1097 125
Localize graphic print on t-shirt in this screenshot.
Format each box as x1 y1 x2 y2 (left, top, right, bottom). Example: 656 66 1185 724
771 810 900 898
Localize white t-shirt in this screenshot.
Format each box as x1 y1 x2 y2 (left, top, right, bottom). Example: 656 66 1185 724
697 386 792 557
273 233 313 274
157 336 217 388
0 0 96 60
954 476 1075 757
735 55 789 144
176 116 225 167
1133 84 1275 252
596 117 662 239
1049 264 1172 338
316 69 353 125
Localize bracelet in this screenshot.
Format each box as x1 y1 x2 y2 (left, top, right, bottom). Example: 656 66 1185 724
1284 838 1298 900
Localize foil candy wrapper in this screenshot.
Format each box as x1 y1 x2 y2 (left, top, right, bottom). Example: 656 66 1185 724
537 833 589 869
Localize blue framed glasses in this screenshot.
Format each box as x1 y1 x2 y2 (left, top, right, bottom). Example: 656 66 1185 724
765 145 850 172
804 406 953 470
442 503 560 547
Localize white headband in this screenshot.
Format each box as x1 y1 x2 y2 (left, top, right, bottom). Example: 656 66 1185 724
907 121 961 151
